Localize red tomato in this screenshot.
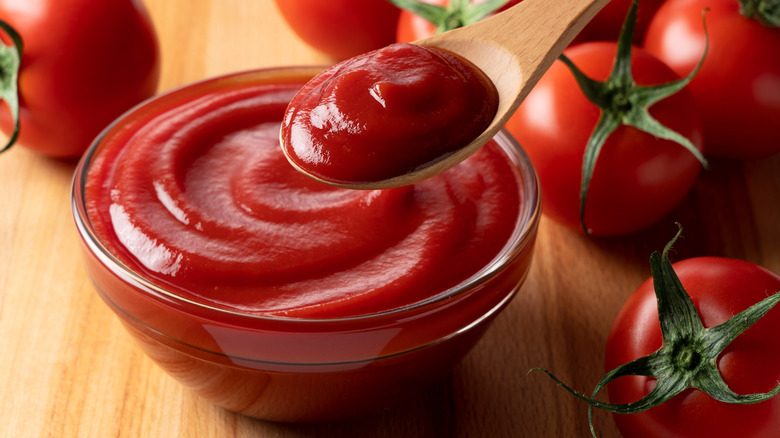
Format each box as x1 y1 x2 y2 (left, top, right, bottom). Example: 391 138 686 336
643 0 780 159
273 0 401 60
572 0 665 44
504 42 704 236
605 257 780 438
0 0 160 158
396 0 522 43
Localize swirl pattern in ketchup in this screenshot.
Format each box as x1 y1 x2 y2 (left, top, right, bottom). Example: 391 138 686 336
85 77 520 318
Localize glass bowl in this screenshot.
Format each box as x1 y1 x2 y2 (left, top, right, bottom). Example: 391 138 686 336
71 67 541 422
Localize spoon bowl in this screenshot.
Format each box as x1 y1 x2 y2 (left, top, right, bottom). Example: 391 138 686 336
288 0 609 190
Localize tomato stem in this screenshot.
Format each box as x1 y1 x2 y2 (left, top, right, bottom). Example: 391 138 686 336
558 0 710 234
388 0 512 34
739 0 780 27
672 343 702 371
0 19 22 153
531 224 780 438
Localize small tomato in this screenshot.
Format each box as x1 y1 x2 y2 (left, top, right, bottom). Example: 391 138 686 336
606 255 780 438
534 225 780 438
504 9 706 236
273 0 401 60
643 0 780 159
0 0 160 158
505 43 705 236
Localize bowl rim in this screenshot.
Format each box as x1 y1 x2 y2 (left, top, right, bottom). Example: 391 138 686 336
71 66 542 325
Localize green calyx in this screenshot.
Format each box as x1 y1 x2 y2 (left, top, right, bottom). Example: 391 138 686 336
531 224 780 438
388 0 512 34
560 0 710 234
0 19 22 153
739 0 780 27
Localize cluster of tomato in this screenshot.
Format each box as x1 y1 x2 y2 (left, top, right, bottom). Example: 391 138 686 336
510 0 780 237
276 0 779 238
274 2 780 437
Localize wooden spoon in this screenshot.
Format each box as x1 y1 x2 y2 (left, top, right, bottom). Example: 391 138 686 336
289 0 609 190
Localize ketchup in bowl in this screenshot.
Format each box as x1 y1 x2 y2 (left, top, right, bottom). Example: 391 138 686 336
71 67 540 421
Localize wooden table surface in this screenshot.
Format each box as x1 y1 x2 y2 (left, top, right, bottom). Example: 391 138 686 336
1 1 778 437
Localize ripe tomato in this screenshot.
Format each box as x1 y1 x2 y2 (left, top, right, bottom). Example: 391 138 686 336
0 0 160 158
643 0 780 159
605 257 780 438
273 0 401 60
395 0 521 43
504 42 704 236
572 0 665 44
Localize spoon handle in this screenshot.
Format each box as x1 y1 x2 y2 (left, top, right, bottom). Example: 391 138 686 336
419 0 609 121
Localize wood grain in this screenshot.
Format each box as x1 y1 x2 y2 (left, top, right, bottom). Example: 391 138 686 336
1 1 778 437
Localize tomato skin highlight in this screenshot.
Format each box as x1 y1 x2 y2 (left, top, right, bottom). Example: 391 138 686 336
504 42 704 236
606 257 780 438
0 0 160 158
643 0 780 159
273 0 401 60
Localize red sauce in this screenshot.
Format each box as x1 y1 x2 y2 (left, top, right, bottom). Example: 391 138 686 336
280 43 499 184
84 73 519 319
75 69 539 421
